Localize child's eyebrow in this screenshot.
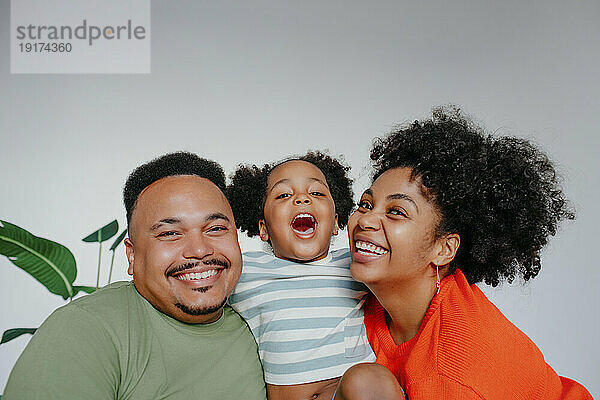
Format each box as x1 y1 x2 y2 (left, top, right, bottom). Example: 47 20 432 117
270 177 328 191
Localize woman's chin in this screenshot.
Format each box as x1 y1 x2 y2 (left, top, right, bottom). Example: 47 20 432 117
350 260 381 285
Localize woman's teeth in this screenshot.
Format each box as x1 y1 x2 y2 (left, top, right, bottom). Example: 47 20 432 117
175 269 219 281
355 240 389 255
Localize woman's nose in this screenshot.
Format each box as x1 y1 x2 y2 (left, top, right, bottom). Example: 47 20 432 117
357 211 381 231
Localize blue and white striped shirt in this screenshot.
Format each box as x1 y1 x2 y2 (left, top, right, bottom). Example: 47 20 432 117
229 249 376 385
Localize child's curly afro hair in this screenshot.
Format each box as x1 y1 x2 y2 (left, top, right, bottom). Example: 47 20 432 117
227 151 354 238
371 107 574 286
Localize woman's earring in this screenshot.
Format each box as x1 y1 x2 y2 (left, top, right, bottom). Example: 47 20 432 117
436 265 440 295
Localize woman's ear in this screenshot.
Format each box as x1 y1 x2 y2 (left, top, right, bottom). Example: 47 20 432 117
258 219 270 242
332 214 339 236
433 233 460 267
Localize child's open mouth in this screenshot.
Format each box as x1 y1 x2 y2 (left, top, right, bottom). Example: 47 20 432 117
291 213 317 238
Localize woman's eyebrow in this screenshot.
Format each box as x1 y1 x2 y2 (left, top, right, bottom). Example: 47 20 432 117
386 193 419 211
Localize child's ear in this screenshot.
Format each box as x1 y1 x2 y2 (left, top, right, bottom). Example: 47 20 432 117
258 219 270 242
332 214 339 236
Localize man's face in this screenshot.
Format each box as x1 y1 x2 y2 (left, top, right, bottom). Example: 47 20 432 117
124 175 242 324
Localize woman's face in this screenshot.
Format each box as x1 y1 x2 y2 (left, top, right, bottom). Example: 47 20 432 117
347 167 444 287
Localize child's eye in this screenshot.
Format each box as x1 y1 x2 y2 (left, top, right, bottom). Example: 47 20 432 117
357 200 372 210
275 193 291 199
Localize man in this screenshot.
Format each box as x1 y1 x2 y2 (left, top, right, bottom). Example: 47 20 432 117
4 152 267 399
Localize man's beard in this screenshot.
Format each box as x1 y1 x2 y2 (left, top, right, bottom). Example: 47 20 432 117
175 296 228 316
169 258 231 316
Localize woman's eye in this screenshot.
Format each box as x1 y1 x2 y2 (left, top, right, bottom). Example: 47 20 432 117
357 201 372 210
310 191 325 197
275 193 291 199
388 208 407 217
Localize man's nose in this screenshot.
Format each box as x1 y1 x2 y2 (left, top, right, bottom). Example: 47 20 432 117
182 233 213 259
294 193 311 205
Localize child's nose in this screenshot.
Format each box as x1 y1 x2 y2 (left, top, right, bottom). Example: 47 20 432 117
294 194 311 205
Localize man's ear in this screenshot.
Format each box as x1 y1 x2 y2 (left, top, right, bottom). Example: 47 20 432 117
258 219 269 242
124 237 135 275
332 214 339 236
433 233 460 267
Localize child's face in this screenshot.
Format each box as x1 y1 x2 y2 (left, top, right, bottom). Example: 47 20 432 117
259 160 339 262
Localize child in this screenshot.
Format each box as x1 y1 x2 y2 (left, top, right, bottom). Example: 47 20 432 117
227 151 376 400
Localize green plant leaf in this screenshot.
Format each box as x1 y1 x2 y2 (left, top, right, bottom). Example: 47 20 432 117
1 328 37 344
0 220 76 299
73 285 96 296
109 229 127 251
82 220 118 243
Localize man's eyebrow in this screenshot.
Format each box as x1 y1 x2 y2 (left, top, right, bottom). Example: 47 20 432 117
386 193 419 211
151 218 182 230
206 213 230 223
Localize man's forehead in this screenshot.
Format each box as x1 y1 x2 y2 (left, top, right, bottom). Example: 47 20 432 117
134 175 232 218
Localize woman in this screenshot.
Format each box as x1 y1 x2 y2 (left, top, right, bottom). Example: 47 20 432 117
335 108 592 399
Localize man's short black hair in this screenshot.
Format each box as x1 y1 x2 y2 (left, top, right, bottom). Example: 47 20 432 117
123 151 226 225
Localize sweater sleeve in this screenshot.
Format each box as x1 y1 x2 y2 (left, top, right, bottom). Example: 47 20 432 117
3 305 120 400
408 375 485 400
556 376 594 400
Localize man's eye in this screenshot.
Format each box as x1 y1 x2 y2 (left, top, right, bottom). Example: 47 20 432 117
157 231 178 237
357 201 372 210
207 226 227 233
275 193 291 199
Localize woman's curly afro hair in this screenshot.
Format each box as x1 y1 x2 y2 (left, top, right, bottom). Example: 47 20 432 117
371 107 574 286
227 151 354 238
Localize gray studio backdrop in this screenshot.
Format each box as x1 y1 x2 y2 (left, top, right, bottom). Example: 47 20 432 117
1 0 598 396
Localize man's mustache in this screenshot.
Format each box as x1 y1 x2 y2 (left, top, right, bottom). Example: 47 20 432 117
166 259 229 277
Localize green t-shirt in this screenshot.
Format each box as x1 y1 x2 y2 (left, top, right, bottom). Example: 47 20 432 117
3 281 266 400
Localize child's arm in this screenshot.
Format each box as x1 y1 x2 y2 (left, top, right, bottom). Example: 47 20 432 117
267 377 340 400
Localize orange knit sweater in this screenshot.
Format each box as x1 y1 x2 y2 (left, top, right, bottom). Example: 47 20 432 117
364 269 593 399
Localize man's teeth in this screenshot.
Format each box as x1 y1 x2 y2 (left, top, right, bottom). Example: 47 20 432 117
355 240 388 255
176 269 219 281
